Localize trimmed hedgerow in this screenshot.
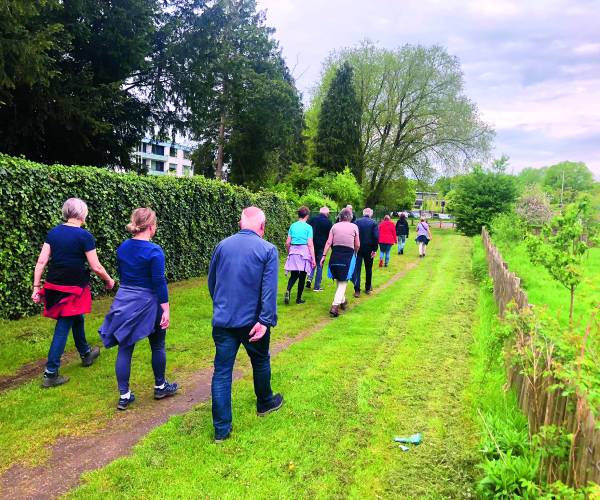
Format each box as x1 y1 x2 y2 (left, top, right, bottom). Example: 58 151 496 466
0 154 294 319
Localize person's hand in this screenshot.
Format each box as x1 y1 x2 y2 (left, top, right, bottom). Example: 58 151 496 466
31 288 41 304
249 322 267 343
105 278 115 290
311 258 317 268
320 255 326 267
370 251 376 259
160 309 170 329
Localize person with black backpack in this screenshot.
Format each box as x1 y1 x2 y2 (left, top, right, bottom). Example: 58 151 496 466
395 213 409 255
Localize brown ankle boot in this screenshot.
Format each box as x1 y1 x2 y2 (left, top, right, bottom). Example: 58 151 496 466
340 300 347 310
329 305 339 317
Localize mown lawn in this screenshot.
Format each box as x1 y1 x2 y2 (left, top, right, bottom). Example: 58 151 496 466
0 240 420 473
494 241 600 327
68 231 480 499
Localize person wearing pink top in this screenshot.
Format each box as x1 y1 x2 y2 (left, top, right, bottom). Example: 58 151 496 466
415 218 433 258
377 215 397 267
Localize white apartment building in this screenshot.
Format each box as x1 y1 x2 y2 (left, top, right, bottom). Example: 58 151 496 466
133 138 194 177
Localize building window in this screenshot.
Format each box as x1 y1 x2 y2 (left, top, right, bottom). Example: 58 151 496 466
169 146 177 157
184 166 192 176
151 144 165 156
183 150 191 160
151 161 165 172
169 163 177 172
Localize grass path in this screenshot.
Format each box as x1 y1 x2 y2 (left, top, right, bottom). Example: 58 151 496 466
0 238 422 489
65 231 480 499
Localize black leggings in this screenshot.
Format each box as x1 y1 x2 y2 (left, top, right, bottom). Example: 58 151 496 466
287 271 307 301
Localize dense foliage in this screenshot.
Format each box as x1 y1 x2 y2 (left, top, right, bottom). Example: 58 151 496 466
0 154 294 319
313 62 361 178
452 167 517 236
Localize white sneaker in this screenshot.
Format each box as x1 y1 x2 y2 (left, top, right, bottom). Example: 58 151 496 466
313 288 324 292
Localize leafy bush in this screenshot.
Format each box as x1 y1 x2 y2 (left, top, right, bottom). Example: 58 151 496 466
299 190 338 213
490 212 526 246
0 154 294 319
453 167 517 236
309 167 363 208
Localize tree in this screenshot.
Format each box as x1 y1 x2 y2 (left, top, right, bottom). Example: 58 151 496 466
179 0 304 185
526 198 596 324
0 0 159 169
378 178 416 210
491 153 510 174
308 41 493 205
313 62 361 177
517 167 547 188
543 161 594 205
452 167 517 236
310 168 363 208
515 185 553 227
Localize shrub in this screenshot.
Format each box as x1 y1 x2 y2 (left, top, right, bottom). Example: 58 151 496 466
515 186 553 227
0 154 294 319
453 168 517 236
490 212 526 246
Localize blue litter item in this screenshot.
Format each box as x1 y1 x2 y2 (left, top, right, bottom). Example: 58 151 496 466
399 445 410 452
393 433 423 445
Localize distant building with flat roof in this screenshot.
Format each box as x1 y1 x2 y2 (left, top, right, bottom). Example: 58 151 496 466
133 138 193 177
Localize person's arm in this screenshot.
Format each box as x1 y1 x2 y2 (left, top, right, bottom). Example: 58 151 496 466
354 228 361 253
32 243 51 303
85 250 114 289
372 222 379 256
285 235 292 253
207 246 219 299
320 228 334 266
150 248 170 329
250 246 279 342
428 225 432 239
392 223 398 243
308 238 316 267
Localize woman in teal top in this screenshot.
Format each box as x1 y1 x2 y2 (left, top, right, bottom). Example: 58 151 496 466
284 206 316 305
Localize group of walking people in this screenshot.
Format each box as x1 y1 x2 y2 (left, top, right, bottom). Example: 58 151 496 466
31 199 431 442
283 206 432 317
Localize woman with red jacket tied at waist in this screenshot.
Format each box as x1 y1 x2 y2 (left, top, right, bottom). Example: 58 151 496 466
378 215 397 267
32 198 115 388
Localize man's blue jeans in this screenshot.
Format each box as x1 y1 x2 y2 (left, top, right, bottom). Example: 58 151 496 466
211 326 274 439
309 251 324 289
397 235 407 253
353 252 374 292
46 315 91 374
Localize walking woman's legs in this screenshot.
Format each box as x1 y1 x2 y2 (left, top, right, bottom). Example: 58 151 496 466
116 343 136 394
287 271 300 291
384 246 391 266
71 314 91 358
148 327 167 387
333 280 348 306
419 242 425 256
296 271 307 302
46 316 75 374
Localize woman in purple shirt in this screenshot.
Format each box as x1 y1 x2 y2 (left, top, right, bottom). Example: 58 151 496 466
415 218 433 258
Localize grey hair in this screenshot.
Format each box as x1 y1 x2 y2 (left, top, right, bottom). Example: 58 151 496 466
338 208 353 222
62 198 88 221
362 207 373 217
319 206 330 215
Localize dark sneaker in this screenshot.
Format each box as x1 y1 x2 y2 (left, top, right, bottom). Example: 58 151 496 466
257 393 284 416
117 393 136 410
296 298 306 304
81 346 100 367
154 381 179 400
353 290 360 298
41 373 69 388
329 305 339 318
284 290 290 305
306 280 311 289
365 288 372 295
340 300 348 310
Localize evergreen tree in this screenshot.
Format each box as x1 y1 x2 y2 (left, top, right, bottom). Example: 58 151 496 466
314 62 361 180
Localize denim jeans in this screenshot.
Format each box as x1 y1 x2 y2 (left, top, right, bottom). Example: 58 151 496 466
353 252 374 292
397 235 407 253
46 314 90 374
115 327 166 394
211 326 274 438
309 252 324 289
379 244 392 265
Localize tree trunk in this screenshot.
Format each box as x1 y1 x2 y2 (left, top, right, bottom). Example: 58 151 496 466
569 285 575 326
215 112 226 180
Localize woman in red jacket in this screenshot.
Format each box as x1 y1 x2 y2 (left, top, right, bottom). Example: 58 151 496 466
378 215 397 267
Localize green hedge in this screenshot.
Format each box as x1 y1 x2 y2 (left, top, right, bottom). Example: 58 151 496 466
0 154 294 319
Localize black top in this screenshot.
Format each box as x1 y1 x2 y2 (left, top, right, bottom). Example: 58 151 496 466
396 219 410 236
45 225 96 273
355 216 379 255
308 214 333 254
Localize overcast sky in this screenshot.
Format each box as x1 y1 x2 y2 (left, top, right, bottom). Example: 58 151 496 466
256 0 600 179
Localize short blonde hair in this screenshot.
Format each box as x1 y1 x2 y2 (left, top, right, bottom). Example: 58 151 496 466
127 207 157 234
62 198 88 221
